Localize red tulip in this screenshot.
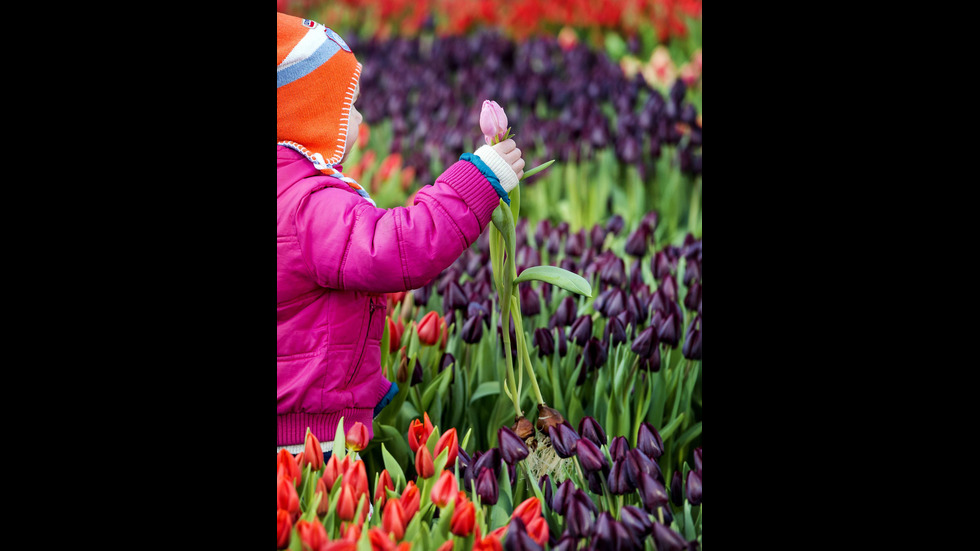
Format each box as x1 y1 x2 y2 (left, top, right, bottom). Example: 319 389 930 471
400 480 420 520
415 442 435 479
450 498 476 536
511 497 542 528
323 453 350 490
337 484 357 522
382 498 406 541
346 421 370 452
302 430 324 472
387 317 405 353
430 469 458 508
346 460 370 502
473 531 504 551
417 311 442 345
526 516 549 547
277 448 301 485
375 469 394 508
315 477 330 516
277 509 292 550
434 427 459 468
368 527 396 551
277 474 300 517
296 519 328 551
407 413 434 453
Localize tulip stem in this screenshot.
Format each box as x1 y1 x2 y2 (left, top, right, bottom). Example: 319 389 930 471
510 294 545 407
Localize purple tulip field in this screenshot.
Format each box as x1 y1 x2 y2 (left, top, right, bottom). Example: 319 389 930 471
277 1 702 549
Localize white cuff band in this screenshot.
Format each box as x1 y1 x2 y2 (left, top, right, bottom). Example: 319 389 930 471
475 144 520 193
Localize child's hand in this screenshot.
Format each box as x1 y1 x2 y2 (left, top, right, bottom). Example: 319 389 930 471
492 139 525 186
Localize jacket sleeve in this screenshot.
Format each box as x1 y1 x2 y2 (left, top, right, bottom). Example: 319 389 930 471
296 160 503 293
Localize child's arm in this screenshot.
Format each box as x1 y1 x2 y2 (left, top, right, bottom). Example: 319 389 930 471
296 156 510 293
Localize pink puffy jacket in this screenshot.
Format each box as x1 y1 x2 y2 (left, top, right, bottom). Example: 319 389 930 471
277 145 501 446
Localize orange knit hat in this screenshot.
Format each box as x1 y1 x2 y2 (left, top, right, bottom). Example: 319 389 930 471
277 13 362 173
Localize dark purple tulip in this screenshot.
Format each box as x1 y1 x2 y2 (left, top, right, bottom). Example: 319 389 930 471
637 471 669 512
504 517 542 551
592 512 622 550
680 103 698 125
599 256 627 288
552 478 573 515
637 423 665 460
539 474 553 511
631 326 658 358
660 275 678 303
607 458 634 495
498 425 529 465
590 224 607 251
687 469 702 506
619 505 653 540
560 257 577 273
606 214 625 235
570 315 593 346
533 327 555 357
625 448 663 487
683 258 701 286
682 318 702 360
578 416 607 447
473 447 502 479
557 327 568 357
640 211 659 235
411 362 424 386
651 251 674 280
639 345 662 372
626 294 648 325
624 228 649 258
592 287 612 315
476 466 499 505
413 282 432 305
649 290 668 317
564 493 595 538
565 229 585 258
546 229 562 256
553 296 577 327
581 337 608 371
587 469 605 495
439 353 455 376
521 285 542 317
684 281 701 311
670 470 684 507
534 219 551 248
604 316 628 347
548 421 580 459
693 447 702 473
576 437 608 474
461 314 485 344
551 537 577 551
658 312 679 348
652 522 690 551
609 436 629 462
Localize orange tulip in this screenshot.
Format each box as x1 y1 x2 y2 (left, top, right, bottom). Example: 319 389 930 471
375 469 394 508
417 311 442 346
302 430 324 472
296 519 328 551
346 422 370 452
277 448 301 485
277 474 300 518
473 532 503 551
395 544 411 551
382 498 406 541
436 541 454 551
400 481 420 521
407 413 434 453
430 469 457 508
277 509 292 550
415 443 435 479
450 498 476 536
434 428 459 469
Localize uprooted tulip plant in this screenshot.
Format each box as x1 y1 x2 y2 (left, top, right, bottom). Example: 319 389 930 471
479 99 592 443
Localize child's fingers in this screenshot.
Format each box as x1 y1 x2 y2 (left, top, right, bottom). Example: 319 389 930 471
492 139 517 156
513 158 526 173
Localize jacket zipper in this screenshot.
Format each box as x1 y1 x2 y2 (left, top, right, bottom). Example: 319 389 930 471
346 297 379 388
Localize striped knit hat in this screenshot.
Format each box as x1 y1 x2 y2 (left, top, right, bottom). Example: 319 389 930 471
277 13 373 204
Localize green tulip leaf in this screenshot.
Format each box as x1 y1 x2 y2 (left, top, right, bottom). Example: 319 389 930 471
470 381 501 404
332 418 346 458
381 443 407 490
513 265 592 298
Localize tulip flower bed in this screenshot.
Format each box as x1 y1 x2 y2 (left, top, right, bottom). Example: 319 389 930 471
338 29 700 240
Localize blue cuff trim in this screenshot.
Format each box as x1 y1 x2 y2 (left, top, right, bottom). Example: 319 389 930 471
460 153 510 206
374 381 399 417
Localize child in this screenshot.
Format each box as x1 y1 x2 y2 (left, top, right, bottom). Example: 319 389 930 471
277 13 525 453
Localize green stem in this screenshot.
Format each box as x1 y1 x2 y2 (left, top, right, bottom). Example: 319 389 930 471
511 295 545 407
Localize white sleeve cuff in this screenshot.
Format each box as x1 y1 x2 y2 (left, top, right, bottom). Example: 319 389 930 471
474 145 519 193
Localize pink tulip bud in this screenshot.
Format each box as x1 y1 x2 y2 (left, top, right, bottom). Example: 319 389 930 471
480 100 508 145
